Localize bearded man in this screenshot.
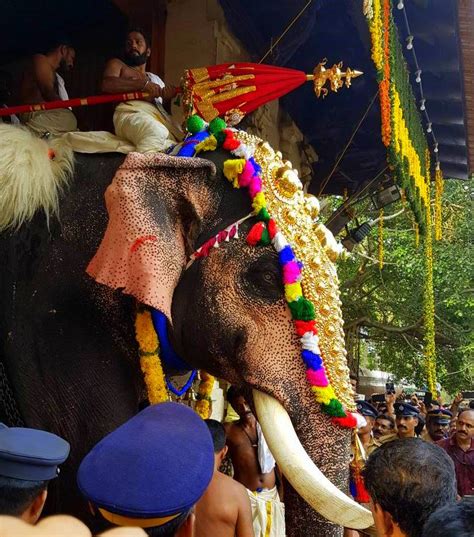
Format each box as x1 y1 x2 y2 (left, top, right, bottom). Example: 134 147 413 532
19 40 77 136
101 28 181 153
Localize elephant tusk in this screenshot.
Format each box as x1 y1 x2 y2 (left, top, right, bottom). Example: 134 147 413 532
253 389 374 530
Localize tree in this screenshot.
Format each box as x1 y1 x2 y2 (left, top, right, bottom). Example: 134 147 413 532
334 179 473 394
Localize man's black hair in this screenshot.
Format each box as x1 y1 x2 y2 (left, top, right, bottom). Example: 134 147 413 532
363 439 457 537
376 414 395 428
422 498 474 537
469 400 474 409
145 509 192 537
42 37 74 55
205 419 226 453
226 385 245 406
126 27 151 49
0 476 48 516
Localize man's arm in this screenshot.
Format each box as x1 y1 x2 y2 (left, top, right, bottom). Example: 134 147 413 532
101 59 161 98
235 485 255 537
33 56 60 102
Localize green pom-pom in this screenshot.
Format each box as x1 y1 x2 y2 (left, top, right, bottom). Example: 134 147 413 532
186 114 206 134
322 399 345 418
214 130 226 147
288 297 315 321
209 117 226 135
259 228 271 245
257 207 270 222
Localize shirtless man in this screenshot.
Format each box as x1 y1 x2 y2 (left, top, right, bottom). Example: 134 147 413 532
195 420 254 537
101 27 180 153
19 40 77 135
224 386 285 537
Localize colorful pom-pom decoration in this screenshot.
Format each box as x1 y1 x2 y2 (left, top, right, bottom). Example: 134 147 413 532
209 117 227 135
186 114 207 134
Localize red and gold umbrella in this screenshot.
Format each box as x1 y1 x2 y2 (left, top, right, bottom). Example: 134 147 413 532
182 60 362 125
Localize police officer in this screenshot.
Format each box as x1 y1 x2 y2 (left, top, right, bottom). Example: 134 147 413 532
355 400 380 456
422 408 452 443
78 402 214 537
0 423 69 524
394 402 420 439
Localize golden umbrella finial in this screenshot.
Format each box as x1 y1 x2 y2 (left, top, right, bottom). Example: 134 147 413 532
306 59 363 98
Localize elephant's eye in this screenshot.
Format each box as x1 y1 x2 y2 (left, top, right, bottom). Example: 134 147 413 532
242 253 283 303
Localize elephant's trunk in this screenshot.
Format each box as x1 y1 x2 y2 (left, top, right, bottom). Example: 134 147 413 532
253 389 373 533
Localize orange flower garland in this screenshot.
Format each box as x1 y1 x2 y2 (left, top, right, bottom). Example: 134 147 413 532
195 370 215 419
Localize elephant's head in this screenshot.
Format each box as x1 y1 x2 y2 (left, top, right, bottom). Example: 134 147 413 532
87 131 373 536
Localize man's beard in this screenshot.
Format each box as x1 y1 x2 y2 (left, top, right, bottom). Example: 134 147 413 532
124 51 148 67
59 58 73 72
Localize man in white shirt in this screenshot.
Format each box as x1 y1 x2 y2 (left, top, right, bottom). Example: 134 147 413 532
101 28 181 153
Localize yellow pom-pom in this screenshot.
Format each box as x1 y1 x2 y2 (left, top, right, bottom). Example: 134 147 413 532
223 159 246 188
195 135 217 154
285 282 303 303
252 192 267 214
311 385 336 405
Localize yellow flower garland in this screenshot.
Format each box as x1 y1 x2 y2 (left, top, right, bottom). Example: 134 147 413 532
369 0 383 72
135 308 168 404
423 150 437 394
434 168 444 240
378 208 384 270
195 370 215 419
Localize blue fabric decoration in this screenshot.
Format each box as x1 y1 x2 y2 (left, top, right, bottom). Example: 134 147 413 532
301 350 323 370
151 309 192 372
166 370 198 397
176 131 209 157
248 157 261 174
278 245 295 264
77 403 214 520
0 425 69 481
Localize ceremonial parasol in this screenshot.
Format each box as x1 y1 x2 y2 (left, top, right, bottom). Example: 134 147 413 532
182 60 362 125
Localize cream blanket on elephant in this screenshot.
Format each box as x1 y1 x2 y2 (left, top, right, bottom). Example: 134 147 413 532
247 486 285 537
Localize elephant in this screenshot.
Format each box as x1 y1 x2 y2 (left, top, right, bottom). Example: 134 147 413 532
0 124 372 536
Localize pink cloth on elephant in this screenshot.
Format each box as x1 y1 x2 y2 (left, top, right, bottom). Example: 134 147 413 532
87 152 215 320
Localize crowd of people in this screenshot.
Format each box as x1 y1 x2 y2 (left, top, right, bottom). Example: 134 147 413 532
0 381 472 537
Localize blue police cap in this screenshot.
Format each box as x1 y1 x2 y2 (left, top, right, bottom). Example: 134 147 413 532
427 408 452 424
77 402 214 528
355 400 378 419
0 424 70 481
394 402 420 417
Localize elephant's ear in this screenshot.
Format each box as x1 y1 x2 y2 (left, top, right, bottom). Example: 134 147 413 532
87 152 216 321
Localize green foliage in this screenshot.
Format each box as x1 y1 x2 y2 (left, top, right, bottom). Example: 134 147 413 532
335 180 473 394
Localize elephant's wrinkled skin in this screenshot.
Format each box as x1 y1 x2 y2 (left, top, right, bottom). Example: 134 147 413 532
0 150 351 536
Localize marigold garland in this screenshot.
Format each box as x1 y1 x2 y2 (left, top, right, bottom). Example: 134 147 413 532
434 167 444 240
134 307 168 404
195 370 215 419
378 208 384 270
177 117 359 429
369 0 383 72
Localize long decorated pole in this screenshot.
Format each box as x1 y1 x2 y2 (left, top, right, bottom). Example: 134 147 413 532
0 91 151 117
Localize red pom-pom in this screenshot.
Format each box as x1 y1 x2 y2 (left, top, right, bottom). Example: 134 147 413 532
332 414 357 428
247 222 265 246
223 130 241 151
267 218 277 240
354 479 371 503
294 320 317 337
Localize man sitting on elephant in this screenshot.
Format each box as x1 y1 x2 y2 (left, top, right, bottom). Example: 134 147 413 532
19 39 77 136
224 386 285 537
101 27 181 153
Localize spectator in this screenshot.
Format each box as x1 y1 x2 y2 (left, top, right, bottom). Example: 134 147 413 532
421 408 451 443
450 392 464 415
195 420 254 537
422 497 474 537
0 423 69 524
363 438 457 537
437 408 474 497
78 403 214 537
224 386 285 537
373 414 395 440
355 401 379 455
